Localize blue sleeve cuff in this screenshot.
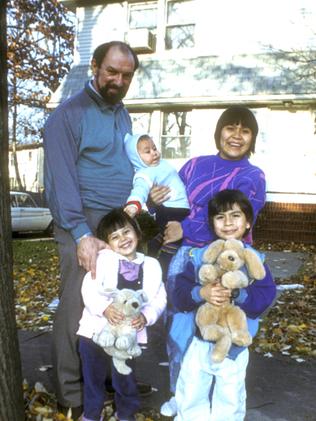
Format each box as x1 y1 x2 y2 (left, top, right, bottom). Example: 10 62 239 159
74 230 93 244
191 286 204 303
147 207 156 216
70 221 92 242
234 288 248 304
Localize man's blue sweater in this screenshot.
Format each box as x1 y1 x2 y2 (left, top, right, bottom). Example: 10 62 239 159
44 82 134 240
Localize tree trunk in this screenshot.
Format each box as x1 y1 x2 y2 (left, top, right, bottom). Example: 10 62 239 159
0 3 25 420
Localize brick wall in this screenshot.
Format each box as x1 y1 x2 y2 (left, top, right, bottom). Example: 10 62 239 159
253 202 316 244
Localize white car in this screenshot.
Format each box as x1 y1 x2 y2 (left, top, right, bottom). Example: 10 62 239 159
10 191 53 234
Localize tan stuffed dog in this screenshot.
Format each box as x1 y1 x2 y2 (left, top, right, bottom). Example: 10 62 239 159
93 288 147 375
196 239 266 363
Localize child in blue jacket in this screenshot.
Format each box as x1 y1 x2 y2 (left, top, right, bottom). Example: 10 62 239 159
170 189 276 421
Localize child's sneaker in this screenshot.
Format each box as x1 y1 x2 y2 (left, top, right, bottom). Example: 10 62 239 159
160 396 177 417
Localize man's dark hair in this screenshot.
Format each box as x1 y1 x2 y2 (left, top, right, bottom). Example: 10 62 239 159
92 41 139 71
208 189 254 236
214 106 259 156
97 208 142 242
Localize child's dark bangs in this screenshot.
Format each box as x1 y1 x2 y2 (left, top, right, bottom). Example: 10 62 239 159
109 217 128 234
219 201 236 213
97 211 128 240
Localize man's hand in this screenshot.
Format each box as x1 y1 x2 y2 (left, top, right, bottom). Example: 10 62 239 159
148 184 171 207
163 221 183 244
200 282 231 306
77 236 107 278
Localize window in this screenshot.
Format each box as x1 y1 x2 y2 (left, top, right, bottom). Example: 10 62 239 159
161 111 192 158
128 2 158 33
10 194 17 207
127 0 196 52
165 0 195 50
130 112 153 134
127 2 157 53
17 194 36 208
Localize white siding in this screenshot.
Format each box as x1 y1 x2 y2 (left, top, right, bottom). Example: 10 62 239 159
73 1 316 62
251 109 316 203
76 4 128 65
195 0 316 56
54 0 316 203
9 146 44 192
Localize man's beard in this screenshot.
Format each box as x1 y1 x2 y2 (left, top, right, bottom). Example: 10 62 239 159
98 83 126 105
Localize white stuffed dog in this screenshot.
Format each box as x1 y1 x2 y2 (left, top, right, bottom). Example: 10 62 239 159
93 288 148 375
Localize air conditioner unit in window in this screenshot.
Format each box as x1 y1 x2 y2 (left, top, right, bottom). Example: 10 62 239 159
127 28 156 54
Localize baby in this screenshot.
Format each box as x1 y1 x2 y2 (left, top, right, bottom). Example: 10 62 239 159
124 133 189 217
124 133 190 264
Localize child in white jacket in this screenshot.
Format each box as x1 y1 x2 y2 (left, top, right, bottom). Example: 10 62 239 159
77 208 166 421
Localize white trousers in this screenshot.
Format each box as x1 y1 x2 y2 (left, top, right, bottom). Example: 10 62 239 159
175 337 249 421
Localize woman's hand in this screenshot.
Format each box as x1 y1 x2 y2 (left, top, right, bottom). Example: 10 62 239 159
148 184 171 207
200 282 231 306
163 221 183 244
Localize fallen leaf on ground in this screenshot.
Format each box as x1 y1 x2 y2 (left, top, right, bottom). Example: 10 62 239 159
14 239 316 420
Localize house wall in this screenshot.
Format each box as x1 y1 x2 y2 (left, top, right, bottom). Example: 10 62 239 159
73 0 316 62
129 107 316 204
61 0 316 205
252 109 316 204
53 0 316 242
253 202 316 244
9 146 44 193
75 3 128 65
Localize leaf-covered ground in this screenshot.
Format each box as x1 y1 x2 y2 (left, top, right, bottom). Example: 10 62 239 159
252 241 316 361
13 239 60 331
13 238 316 420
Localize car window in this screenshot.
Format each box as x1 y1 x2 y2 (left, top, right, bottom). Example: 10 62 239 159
17 194 36 208
10 195 17 207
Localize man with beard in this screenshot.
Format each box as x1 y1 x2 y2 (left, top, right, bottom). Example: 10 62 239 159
44 41 147 420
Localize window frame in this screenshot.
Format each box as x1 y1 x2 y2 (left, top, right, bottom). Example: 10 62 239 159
164 0 196 50
160 109 192 159
127 1 158 32
126 0 196 53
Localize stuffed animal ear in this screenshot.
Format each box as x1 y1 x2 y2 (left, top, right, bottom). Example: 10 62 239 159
103 288 119 298
137 289 148 303
224 239 244 253
243 249 266 280
202 239 225 264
